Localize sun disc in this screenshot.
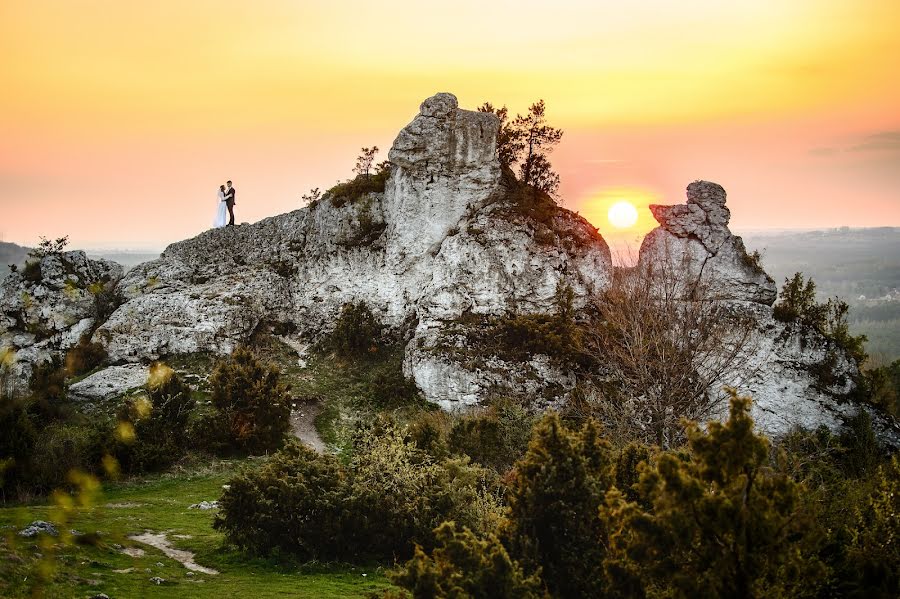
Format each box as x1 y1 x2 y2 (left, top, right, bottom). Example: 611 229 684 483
608 201 638 229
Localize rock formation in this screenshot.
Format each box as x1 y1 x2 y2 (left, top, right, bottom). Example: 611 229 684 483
638 180 893 440
0 93 893 442
641 180 776 304
0 251 122 395
87 93 611 408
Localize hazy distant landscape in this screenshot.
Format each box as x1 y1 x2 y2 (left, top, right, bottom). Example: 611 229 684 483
744 227 900 362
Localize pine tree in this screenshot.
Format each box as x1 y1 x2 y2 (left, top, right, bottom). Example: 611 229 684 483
506 413 613 598
602 390 827 599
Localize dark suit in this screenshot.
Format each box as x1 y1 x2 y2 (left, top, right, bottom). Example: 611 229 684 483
224 186 236 226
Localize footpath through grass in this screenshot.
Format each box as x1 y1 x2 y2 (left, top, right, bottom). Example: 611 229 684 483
0 459 393 598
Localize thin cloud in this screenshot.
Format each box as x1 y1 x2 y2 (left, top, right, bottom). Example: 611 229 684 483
848 131 900 153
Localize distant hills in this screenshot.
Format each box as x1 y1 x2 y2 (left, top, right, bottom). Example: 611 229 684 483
0 242 29 279
743 227 900 362
0 242 158 279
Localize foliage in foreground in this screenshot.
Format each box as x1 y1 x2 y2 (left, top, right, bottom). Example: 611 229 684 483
505 413 613 599
202 347 291 454
390 522 545 599
214 421 502 562
602 390 826 599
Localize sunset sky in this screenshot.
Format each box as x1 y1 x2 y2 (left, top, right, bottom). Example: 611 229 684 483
1 0 898 251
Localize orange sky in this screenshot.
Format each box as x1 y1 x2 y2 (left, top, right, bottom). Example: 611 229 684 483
1 0 898 250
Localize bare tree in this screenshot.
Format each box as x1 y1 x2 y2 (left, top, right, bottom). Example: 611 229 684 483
301 187 322 206
354 146 379 179
578 249 760 447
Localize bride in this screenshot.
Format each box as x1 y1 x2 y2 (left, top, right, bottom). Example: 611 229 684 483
213 184 228 228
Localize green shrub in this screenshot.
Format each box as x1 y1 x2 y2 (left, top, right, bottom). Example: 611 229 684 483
408 411 452 460
320 301 382 358
28 358 68 420
448 400 535 472
206 348 291 454
390 522 544 599
774 273 867 369
364 356 420 408
214 421 501 561
115 364 196 473
327 167 390 208
214 442 350 558
22 260 42 283
602 392 827 598
866 359 900 418
29 423 105 491
506 413 613 599
846 456 900 596
0 398 38 499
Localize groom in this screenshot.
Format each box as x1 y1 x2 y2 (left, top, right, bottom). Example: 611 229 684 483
224 180 236 226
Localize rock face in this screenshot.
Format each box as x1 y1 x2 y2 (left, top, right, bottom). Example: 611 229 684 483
637 181 893 440
0 251 123 395
89 93 612 406
642 180 776 304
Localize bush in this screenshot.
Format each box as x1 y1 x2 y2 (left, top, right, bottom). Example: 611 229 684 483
846 456 900 596
320 301 382 358
115 364 196 473
390 522 544 599
22 260 42 283
866 359 900 418
65 336 107 378
28 358 68 420
505 413 613 598
448 400 535 472
774 273 867 368
214 421 502 561
327 167 390 208
0 398 38 499
364 356 421 408
602 391 827 598
29 424 105 492
214 442 350 558
205 348 291 454
408 410 452 460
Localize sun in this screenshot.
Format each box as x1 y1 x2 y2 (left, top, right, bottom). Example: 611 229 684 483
608 200 639 229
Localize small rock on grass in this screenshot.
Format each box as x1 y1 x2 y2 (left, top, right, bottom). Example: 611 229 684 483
18 521 58 538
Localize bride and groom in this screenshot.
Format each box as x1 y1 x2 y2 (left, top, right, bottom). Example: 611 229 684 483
213 181 237 228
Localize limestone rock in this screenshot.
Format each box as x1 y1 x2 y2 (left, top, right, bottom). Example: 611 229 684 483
92 93 613 413
642 180 776 305
0 251 123 393
68 364 149 402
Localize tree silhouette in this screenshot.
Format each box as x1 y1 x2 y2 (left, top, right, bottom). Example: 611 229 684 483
354 146 379 178
479 100 563 197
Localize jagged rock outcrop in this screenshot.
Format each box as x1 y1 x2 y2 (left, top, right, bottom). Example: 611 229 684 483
637 182 894 440
87 93 611 406
642 180 776 304
0 251 123 395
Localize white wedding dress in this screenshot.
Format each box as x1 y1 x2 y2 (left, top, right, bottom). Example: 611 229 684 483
213 190 228 228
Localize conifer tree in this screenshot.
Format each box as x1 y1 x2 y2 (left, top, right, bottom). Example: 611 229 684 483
506 413 613 598
602 391 827 599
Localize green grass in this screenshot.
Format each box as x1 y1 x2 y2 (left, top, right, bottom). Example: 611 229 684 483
0 460 394 598
253 336 433 458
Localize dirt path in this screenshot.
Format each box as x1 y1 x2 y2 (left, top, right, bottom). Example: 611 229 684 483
129 531 219 575
291 402 326 453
